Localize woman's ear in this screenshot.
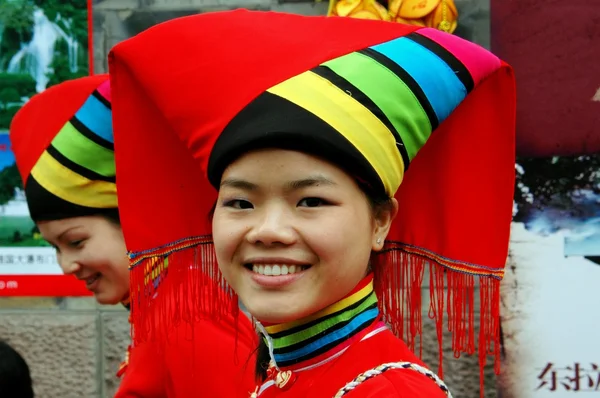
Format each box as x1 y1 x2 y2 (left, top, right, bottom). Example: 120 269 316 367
372 198 398 251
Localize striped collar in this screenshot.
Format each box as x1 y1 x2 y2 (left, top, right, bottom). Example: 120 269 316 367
257 274 379 371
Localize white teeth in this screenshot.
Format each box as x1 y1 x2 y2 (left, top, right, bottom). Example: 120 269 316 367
251 264 306 276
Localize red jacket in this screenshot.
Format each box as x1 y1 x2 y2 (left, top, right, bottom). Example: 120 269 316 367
254 323 448 398
115 303 257 397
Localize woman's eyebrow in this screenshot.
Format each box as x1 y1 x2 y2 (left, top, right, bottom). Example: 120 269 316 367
285 176 337 191
220 178 258 191
220 175 336 192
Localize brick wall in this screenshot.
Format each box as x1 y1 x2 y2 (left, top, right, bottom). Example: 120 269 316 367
0 1 494 396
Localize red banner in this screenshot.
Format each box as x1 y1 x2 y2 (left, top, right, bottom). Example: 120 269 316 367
0 275 90 296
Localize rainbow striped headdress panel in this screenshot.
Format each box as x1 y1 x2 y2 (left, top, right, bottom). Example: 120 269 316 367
208 28 500 196
10 75 117 222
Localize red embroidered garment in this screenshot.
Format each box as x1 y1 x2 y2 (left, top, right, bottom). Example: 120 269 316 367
257 326 448 398
116 313 257 397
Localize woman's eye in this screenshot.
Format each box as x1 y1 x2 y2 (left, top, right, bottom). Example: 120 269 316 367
68 240 85 248
224 199 254 209
298 197 328 207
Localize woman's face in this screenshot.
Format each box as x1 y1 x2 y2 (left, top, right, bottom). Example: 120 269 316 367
38 215 130 305
213 149 396 323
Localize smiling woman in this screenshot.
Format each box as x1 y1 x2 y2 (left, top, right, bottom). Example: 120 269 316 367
108 9 516 397
9 75 124 305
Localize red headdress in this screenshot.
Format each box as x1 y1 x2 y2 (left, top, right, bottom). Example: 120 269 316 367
10 75 115 222
109 10 515 387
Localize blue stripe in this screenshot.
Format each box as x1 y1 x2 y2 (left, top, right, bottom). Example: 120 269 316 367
371 37 466 123
274 308 379 362
74 93 114 143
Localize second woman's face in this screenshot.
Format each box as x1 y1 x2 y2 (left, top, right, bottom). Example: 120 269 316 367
213 149 395 323
38 216 130 305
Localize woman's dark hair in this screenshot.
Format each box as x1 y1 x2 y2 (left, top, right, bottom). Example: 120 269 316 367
255 341 271 382
99 209 121 226
0 341 34 398
358 181 394 218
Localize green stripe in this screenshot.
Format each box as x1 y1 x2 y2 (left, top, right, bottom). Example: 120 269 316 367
272 292 377 350
323 52 432 161
51 122 115 177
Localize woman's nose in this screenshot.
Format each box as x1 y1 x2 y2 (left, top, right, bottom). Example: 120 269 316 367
57 252 81 275
246 208 296 246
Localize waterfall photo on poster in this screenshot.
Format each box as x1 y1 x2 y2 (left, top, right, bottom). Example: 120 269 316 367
0 0 91 297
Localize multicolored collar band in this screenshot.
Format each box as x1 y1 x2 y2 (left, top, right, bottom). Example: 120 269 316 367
258 275 379 370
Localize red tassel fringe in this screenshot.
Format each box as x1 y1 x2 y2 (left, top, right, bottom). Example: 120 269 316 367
128 238 238 348
128 238 500 395
372 244 501 397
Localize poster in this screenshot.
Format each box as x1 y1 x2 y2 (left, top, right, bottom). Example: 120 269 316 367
0 0 91 296
490 1 600 396
499 155 600 397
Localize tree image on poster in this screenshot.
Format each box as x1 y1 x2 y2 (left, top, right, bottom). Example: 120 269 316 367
0 135 45 247
0 0 91 296
0 0 89 128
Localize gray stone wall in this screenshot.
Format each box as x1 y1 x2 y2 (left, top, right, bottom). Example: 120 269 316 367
1 1 494 397
0 297 129 398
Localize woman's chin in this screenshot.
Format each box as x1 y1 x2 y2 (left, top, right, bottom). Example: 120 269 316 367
248 301 316 324
93 291 121 306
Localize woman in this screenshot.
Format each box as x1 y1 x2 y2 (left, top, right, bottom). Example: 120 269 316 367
10 75 128 306
108 10 515 396
9 75 256 397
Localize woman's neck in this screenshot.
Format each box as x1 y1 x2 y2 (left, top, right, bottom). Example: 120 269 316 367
256 274 379 371
121 294 131 311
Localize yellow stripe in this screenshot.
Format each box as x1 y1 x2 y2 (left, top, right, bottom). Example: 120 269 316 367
30 151 117 208
265 280 375 334
267 71 404 195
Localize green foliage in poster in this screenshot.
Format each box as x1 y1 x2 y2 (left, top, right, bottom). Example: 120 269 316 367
0 0 88 129
0 72 36 128
0 162 22 206
0 1 36 65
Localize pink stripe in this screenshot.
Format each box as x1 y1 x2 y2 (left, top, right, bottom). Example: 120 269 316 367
417 28 501 85
96 80 112 102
